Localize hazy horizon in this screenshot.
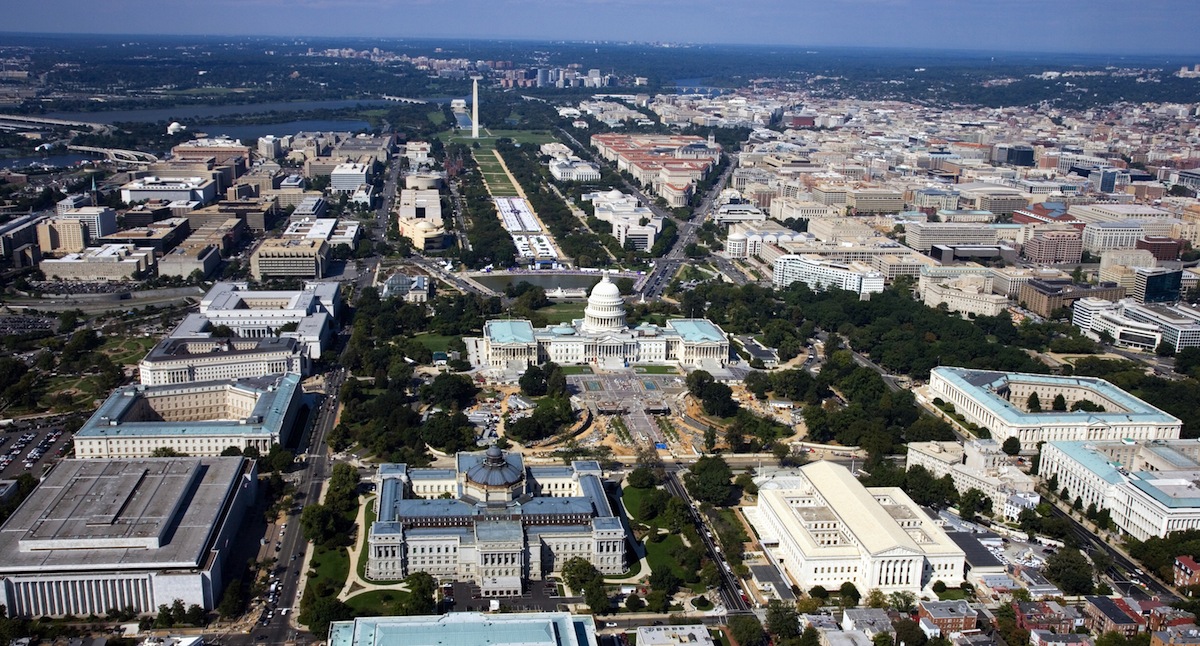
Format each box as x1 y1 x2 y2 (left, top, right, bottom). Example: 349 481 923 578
8 0 1200 58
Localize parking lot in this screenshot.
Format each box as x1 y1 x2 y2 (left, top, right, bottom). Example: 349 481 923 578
0 424 72 478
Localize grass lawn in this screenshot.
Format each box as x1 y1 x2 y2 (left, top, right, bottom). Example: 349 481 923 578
411 333 458 352
937 588 968 600
558 365 593 375
644 534 698 589
37 374 103 411
632 365 679 375
309 544 351 591
621 485 653 523
427 110 446 125
442 129 560 150
535 302 587 324
344 589 413 616
100 336 158 365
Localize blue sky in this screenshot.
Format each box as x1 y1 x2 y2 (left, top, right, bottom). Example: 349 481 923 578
9 0 1200 56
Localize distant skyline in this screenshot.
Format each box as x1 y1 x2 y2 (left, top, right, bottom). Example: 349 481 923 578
8 0 1200 57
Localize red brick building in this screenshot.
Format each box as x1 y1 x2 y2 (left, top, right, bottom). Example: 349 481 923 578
1175 556 1200 589
919 600 978 636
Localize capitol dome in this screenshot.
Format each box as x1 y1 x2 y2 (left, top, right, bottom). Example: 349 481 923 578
582 273 627 334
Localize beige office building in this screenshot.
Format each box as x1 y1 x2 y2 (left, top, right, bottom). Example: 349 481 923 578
250 238 328 280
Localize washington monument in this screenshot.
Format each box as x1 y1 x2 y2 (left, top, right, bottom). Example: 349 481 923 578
471 76 481 139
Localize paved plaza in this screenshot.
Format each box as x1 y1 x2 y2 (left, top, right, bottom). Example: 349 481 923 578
567 368 688 445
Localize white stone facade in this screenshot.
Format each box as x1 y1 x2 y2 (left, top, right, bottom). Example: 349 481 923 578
747 462 965 595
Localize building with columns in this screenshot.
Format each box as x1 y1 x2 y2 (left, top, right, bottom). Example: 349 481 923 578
746 461 966 595
367 447 627 597
928 367 1181 445
73 373 303 459
0 457 257 618
478 273 730 370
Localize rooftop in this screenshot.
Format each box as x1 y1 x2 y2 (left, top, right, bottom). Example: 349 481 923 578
327 612 598 646
0 457 249 573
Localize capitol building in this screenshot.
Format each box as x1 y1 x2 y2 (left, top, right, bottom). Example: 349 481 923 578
479 273 730 370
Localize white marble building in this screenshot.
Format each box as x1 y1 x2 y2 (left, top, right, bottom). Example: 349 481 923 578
368 447 627 597
479 274 730 370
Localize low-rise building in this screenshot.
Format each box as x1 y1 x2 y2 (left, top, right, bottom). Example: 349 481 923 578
40 244 157 281
748 462 966 595
922 274 1010 317
906 441 1036 511
328 612 598 646
583 190 663 252
379 272 432 304
919 600 977 637
0 457 257 618
98 217 191 256
1084 596 1144 637
139 336 309 386
928 367 1181 446
1175 556 1200 589
368 449 627 595
773 254 885 297
75 373 302 458
1039 440 1200 540
1017 278 1125 318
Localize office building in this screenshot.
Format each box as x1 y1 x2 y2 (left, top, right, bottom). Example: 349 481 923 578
138 336 309 386
1039 440 1200 541
1133 268 1183 304
1082 222 1144 253
905 222 997 252
479 274 729 369
59 206 118 239
773 254 885 297
1072 298 1162 351
282 218 360 248
75 373 302 458
98 217 191 256
171 137 252 170
1022 230 1083 265
368 448 627 595
1069 203 1171 224
1119 301 1200 353
906 441 1036 510
927 367 1181 445
1016 279 1125 318
328 612 598 646
1137 237 1182 261
40 244 157 281
637 625 716 646
922 275 1009 317
169 281 340 359
330 162 370 193
848 189 904 214
747 462 966 595
0 457 256 617
157 243 221 279
55 193 93 215
250 238 328 280
121 177 218 204
36 217 89 255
